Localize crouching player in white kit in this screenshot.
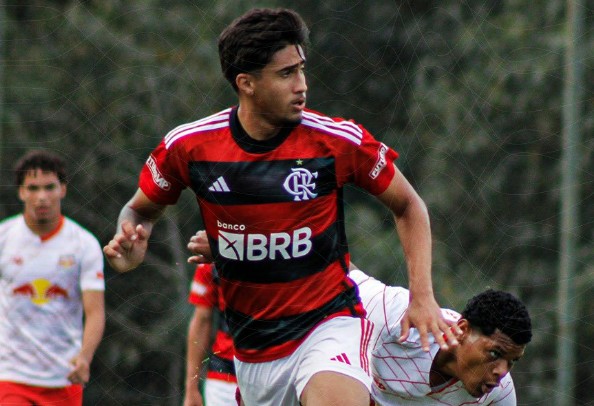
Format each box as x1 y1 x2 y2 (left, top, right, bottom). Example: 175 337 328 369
350 267 532 406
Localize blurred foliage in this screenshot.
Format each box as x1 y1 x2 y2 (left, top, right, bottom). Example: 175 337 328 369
1 0 593 404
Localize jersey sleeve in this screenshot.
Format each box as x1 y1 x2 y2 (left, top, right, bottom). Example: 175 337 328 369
334 122 399 195
138 140 188 205
188 263 217 308
79 232 105 291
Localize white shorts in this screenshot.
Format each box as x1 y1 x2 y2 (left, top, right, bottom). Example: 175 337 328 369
204 378 238 406
235 316 373 406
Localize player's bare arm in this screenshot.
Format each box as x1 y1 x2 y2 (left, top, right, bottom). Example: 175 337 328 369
68 290 105 384
377 164 461 351
103 189 166 272
184 305 213 406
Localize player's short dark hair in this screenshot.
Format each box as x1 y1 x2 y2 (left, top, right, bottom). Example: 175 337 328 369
218 8 309 91
14 150 67 186
462 289 532 345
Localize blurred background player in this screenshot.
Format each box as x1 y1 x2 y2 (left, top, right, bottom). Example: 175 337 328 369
184 263 236 406
350 267 532 405
0 150 105 406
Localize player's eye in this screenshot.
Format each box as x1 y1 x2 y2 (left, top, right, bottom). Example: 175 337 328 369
489 350 502 360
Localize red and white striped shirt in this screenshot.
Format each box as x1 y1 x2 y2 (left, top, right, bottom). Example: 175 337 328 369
139 106 398 362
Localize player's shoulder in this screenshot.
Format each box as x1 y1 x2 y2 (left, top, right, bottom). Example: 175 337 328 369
440 308 461 323
348 268 372 285
0 214 22 231
0 216 20 249
351 269 408 298
62 217 101 244
301 108 367 146
163 108 232 149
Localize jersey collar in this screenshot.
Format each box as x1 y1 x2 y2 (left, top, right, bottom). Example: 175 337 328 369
40 215 65 241
229 106 297 154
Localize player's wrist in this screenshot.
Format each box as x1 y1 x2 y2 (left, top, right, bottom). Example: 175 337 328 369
408 286 435 301
78 350 93 365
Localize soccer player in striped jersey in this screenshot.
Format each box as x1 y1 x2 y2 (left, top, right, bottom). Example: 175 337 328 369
350 267 532 406
184 263 236 406
104 8 458 405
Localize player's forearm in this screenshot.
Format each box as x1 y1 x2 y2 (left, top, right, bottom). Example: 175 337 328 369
80 302 105 363
185 313 212 386
377 165 435 300
116 188 167 236
116 204 156 236
394 194 434 299
105 190 167 273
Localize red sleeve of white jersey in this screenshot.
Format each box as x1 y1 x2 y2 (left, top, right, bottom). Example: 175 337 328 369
334 123 399 195
138 140 187 205
188 263 217 308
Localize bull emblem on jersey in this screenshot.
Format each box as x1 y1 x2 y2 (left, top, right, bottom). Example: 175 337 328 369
283 168 318 201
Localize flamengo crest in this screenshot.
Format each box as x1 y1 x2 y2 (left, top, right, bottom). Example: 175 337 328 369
283 167 318 201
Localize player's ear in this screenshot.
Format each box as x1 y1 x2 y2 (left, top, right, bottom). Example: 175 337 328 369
456 319 471 343
18 185 25 202
236 73 255 96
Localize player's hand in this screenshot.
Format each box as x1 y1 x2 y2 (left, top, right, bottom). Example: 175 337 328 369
399 294 462 351
103 221 149 272
187 230 214 264
67 353 91 385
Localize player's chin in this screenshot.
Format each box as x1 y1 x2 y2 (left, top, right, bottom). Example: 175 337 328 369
464 382 485 398
472 382 496 398
282 112 303 126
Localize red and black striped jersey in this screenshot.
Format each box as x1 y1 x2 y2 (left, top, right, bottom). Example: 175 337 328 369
189 263 236 383
140 106 399 362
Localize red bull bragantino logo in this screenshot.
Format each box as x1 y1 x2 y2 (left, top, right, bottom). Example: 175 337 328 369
12 279 69 305
58 255 76 269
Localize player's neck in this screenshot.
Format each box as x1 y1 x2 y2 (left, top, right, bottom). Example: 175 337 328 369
24 213 64 238
237 104 280 141
430 349 456 387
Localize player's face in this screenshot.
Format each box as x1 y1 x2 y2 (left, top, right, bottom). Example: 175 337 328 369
456 327 525 398
250 44 307 127
19 169 66 227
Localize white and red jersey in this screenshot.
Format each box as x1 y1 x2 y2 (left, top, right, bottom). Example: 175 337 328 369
188 263 236 383
0 215 105 387
139 106 398 362
350 269 517 406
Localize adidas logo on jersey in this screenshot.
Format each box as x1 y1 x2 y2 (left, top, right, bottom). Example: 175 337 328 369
330 353 351 365
208 176 230 192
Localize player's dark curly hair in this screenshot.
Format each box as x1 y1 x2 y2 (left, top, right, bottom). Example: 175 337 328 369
14 150 67 186
218 8 309 92
461 289 532 345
